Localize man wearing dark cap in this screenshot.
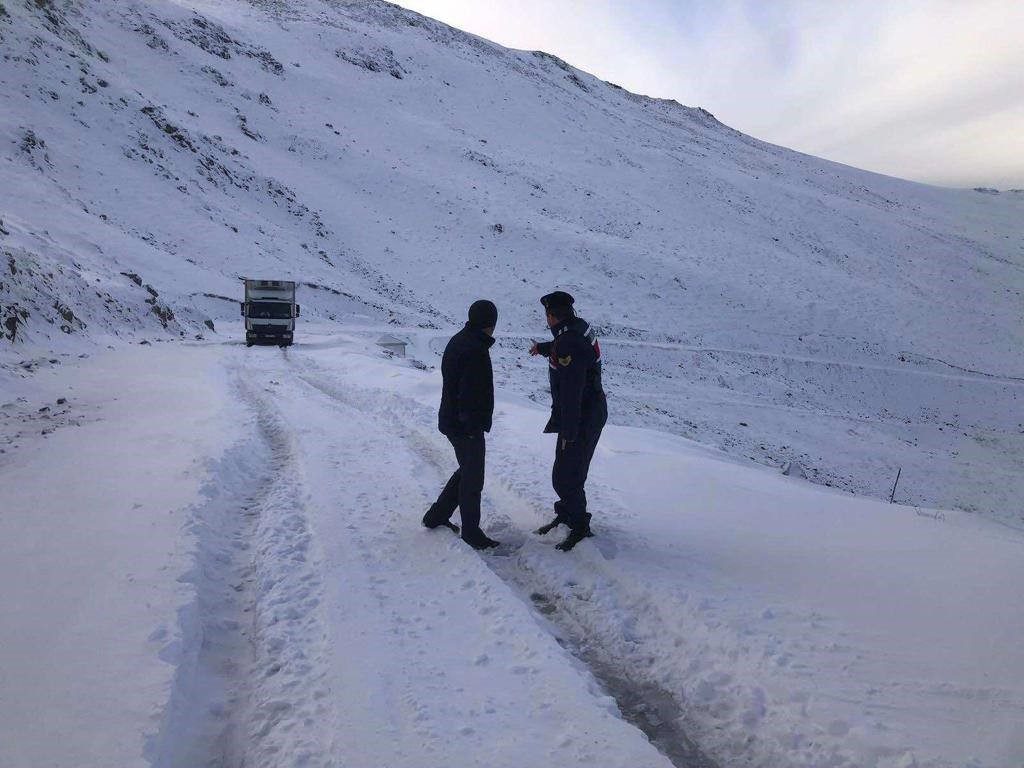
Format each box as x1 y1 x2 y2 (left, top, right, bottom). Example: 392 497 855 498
529 291 608 551
422 299 501 550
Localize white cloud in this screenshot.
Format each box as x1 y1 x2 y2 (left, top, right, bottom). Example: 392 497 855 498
398 0 1024 188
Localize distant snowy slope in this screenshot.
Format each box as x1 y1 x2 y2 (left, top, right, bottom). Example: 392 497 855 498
1 0 1022 520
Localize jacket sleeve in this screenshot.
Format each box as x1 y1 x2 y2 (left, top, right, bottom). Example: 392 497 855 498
556 336 589 442
457 349 490 433
536 340 553 357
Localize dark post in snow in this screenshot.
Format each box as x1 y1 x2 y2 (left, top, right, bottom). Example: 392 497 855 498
889 467 902 504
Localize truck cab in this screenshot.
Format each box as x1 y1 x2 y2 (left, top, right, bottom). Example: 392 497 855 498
241 279 300 347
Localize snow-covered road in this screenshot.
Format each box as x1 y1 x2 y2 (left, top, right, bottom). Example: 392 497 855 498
0 345 244 766
2 333 1022 768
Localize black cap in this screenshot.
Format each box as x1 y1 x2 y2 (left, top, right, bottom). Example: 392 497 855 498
540 291 575 311
467 299 498 329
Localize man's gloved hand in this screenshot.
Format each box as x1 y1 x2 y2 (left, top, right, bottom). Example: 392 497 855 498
529 341 540 356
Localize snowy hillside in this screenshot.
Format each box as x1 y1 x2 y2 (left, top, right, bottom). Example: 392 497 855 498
1 2 1024 767
1 0 1022 520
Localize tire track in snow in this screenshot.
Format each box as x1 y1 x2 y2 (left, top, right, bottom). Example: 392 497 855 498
150 369 334 768
481 481 720 768
147 434 263 768
280 373 500 764
238 374 335 767
291 359 718 768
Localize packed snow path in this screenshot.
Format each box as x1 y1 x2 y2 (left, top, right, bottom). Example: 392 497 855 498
2 333 1023 768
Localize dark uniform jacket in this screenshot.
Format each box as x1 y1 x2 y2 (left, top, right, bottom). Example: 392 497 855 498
438 324 495 436
536 317 606 442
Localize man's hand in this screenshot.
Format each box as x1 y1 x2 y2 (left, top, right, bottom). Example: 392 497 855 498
529 341 540 356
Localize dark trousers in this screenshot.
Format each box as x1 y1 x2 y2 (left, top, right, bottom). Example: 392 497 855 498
427 434 486 536
552 414 605 532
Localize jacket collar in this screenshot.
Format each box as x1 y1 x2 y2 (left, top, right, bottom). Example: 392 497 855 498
464 323 496 348
550 316 585 338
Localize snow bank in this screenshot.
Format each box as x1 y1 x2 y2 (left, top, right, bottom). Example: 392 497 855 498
0 344 241 767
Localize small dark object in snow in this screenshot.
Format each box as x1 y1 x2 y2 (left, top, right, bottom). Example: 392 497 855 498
530 593 556 615
739 422 748 427
56 398 66 405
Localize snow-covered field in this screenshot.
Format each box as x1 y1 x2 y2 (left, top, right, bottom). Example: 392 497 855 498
2 331 1022 768
2 0 1023 766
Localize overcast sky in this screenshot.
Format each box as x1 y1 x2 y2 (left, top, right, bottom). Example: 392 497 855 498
400 0 1024 189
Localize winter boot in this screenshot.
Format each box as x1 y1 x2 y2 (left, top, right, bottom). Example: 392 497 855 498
535 515 564 536
555 523 593 552
422 508 459 534
462 528 500 550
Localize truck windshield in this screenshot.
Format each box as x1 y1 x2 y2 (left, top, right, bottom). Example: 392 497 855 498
249 302 292 319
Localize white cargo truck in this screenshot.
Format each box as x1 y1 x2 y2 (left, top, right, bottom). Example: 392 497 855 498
240 279 300 347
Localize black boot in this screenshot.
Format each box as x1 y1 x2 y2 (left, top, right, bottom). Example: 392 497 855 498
555 525 593 552
535 516 562 535
462 528 500 550
422 509 459 534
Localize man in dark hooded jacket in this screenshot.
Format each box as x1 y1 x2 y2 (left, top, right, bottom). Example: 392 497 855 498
529 291 608 551
422 300 501 550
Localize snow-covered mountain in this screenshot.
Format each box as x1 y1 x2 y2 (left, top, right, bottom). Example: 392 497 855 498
2 4 1024 768
2 0 1022 520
